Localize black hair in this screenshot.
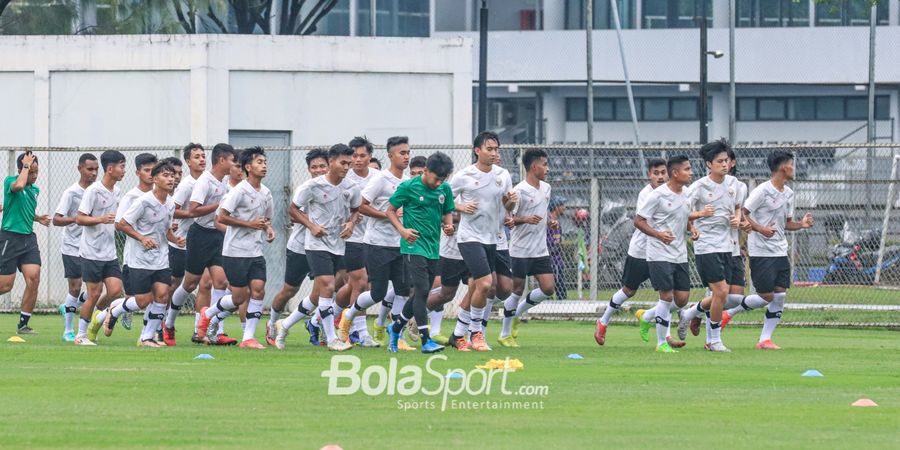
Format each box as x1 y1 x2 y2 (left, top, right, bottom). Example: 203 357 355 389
78 153 97 166
369 157 382 170
646 158 666 171
182 142 204 161
100 150 126 172
767 150 794 173
700 138 730 163
211 143 236 166
306 148 329 167
426 152 454 178
666 155 690 175
348 136 374 154
386 136 409 153
162 156 183 167
135 153 158 169
151 161 175 177
16 152 38 172
522 148 549 171
241 146 266 175
409 155 427 169
473 131 500 149
328 143 354 160
726 148 737 176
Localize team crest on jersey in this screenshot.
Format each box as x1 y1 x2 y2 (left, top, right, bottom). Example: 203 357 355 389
438 194 445 204
495 178 502 186
728 188 735 197
419 196 425 202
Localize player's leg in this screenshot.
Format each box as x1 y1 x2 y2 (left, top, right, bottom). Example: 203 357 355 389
723 257 776 328
597 256 646 344
60 255 84 341
16 263 41 334
268 250 306 346
450 283 473 351
240 273 267 349
75 259 106 345
140 279 170 347
757 258 789 349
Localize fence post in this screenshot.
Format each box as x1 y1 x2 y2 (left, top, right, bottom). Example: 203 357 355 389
875 155 900 284
590 177 599 301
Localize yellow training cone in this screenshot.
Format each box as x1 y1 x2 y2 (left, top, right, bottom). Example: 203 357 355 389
7 336 26 343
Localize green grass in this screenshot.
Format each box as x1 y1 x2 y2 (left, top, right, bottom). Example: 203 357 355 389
580 285 900 305
2 315 899 449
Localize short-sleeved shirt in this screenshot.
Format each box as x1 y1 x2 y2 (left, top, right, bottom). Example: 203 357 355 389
389 176 455 259
2 175 39 235
294 175 362 256
440 228 462 260
115 187 147 224
627 184 654 260
689 175 743 255
636 183 691 264
450 164 512 245
345 169 376 244
219 180 274 258
55 183 85 257
121 191 175 270
495 168 513 251
286 182 309 255
189 171 228 230
362 169 407 248
745 180 795 258
170 173 196 250
731 180 749 257
509 180 551 259
78 181 121 262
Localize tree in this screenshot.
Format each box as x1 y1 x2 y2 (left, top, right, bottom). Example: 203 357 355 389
170 0 340 35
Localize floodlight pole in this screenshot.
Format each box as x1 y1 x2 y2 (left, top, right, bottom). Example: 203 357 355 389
478 0 489 133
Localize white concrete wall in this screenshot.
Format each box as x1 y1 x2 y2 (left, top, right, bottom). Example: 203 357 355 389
0 73 34 147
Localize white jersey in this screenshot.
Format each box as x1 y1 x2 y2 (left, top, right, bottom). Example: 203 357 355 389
636 183 691 264
170 173 196 250
689 175 743 255
440 229 462 260
509 180 551 259
77 181 121 262
627 184 654 260
220 180 274 258
745 180 795 258
115 187 146 225
54 183 86 257
450 164 512 245
362 169 407 248
287 182 309 255
189 171 228 230
496 168 513 251
121 191 175 270
732 180 749 257
295 175 362 256
345 169 376 244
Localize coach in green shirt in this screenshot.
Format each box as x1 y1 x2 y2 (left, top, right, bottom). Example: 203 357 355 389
1 152 51 334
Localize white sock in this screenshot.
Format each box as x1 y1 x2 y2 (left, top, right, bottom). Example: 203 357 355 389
64 293 78 333
242 299 263 342
112 297 138 318
283 296 315 330
503 293 521 316
760 293 785 342
705 319 713 344
468 306 484 333
217 319 226 335
654 300 671 346
77 317 89 337
727 294 767 316
194 313 200 333
429 309 444 336
515 289 547 317
725 294 744 309
349 291 375 321
211 288 227 305
141 303 166 341
377 289 394 327
666 303 680 338
318 297 337 342
453 309 470 337
351 315 367 334
681 301 707 323
206 295 236 318
268 308 282 329
709 320 722 343
641 305 657 323
391 295 408 318
600 289 630 325
95 298 120 325
171 286 190 309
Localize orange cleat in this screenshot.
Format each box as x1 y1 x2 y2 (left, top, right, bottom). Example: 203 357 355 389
689 317 701 336
720 311 733 330
755 339 781 350
666 336 686 348
240 339 266 349
451 336 471 352
265 323 276 347
212 334 238 346
163 327 176 347
196 307 211 338
594 321 607 346
470 331 492 352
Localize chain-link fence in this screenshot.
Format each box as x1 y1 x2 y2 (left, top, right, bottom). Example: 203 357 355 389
3 143 900 327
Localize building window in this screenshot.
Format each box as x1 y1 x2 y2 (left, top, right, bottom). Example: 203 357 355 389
642 0 712 29
758 98 787 120
565 97 704 122
737 96 892 121
311 0 351 36
359 0 430 37
565 0 636 30
815 0 888 27
737 0 809 27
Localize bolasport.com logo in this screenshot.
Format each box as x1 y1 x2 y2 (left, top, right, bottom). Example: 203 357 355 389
320 354 549 412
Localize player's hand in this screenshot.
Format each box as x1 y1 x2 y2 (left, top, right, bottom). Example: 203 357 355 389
504 216 516 229
740 220 752 233
102 213 116 224
524 215 542 225
549 219 559 230
401 227 420 244
20 152 35 169
36 214 50 226
340 221 354 239
355 214 363 224
396 207 404 218
457 202 478 214
730 214 740 229
690 227 700 240
170 222 179 233
443 223 455 236
657 230 675 245
141 237 158 250
309 223 327 238
802 213 814 229
701 204 715 217
759 223 777 238
505 191 519 204
174 236 186 248
266 227 276 242
249 217 268 230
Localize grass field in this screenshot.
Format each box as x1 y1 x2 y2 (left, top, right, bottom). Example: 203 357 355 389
1 315 898 449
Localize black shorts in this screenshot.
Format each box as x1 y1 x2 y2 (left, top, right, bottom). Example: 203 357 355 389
168 246 186 279
122 265 133 296
284 249 312 287
621 255 650 291
696 252 733 286
62 254 84 279
440 257 469 288
750 256 791 294
128 267 173 295
0 231 41 276
457 242 497 280
82 258 122 284
647 261 691 292
223 256 267 288
495 249 513 278
344 242 368 272
405 254 438 293
729 255 746 287
367 245 410 295
185 224 224 276
306 250 345 278
511 256 553 279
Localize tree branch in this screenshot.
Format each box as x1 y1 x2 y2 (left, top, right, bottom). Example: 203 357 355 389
207 3 228 33
0 0 13 18
298 0 337 35
171 0 196 33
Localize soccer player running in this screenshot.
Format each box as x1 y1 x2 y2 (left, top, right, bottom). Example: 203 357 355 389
384 152 456 354
480 150 515 339
720 150 813 349
76 150 126 346
594 158 667 346
53 153 99 341
449 131 517 352
633 156 703 353
0 152 51 335
115 161 181 346
498 149 556 348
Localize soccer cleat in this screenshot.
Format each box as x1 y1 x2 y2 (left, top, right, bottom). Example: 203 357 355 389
62 331 76 342
707 341 731 352
58 303 66 316
327 338 352 352
703 342 711 351
720 311 733 330
676 310 690 340
16 326 36 335
635 309 651 343
156 327 164 343
470 331 491 352
594 321 607 346
212 334 238 346
265 323 276 347
421 339 445 354
690 317 701 337
666 336 686 348
139 339 161 348
305 319 320 346
121 312 133 331
397 339 417 351
74 336 97 346
338 310 353 343
349 331 361 345
240 339 266 349
103 308 118 337
497 335 520 348
274 320 289 350
196 307 211 338
511 317 521 339
756 339 781 350
450 336 471 352
406 319 420 343
357 335 380 348
655 342 679 353
431 334 449 345
387 325 401 353
373 324 387 346
163 327 176 347
87 310 102 341
190 332 204 344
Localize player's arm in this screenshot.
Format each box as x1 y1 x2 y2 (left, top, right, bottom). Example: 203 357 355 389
52 213 75 227
359 198 387 219
75 211 113 226
785 215 813 231
187 200 218 218
9 154 34 193
166 227 183 246
118 217 158 250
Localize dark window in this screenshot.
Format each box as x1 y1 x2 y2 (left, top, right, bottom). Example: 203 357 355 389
670 98 698 120
789 98 816 120
875 96 890 120
566 0 637 30
816 97 844 120
815 0 888 27
615 98 639 121
566 98 587 121
565 97 706 122
594 98 616 121
738 98 757 121
737 0 809 28
642 0 712 29
758 98 787 120
845 97 868 120
642 98 669 121
359 0 430 37
737 95 892 121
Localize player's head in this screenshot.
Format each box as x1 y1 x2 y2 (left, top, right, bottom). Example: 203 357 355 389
327 143 354 179
549 196 567 214
727 148 738 176
161 157 183 186
409 155 427 177
523 148 549 181
422 152 454 189
135 153 158 187
386 136 410 171
646 158 667 188
151 161 176 193
473 131 499 165
768 150 794 180
348 136 373 171
211 143 236 172
100 150 127 181
369 158 382 170
16 152 39 184
229 149 245 182
78 153 99 185
666 155 692 185
700 138 730 178
182 142 206 173
241 146 267 178
306 148 329 177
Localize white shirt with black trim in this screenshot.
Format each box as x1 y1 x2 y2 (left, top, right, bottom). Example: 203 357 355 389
287 182 309 255
509 179 551 259
745 180 794 258
189 171 228 230
345 169 376 244
77 181 121 262
626 184 654 260
636 183 691 264
219 180 274 258
450 164 512 245
121 191 175 270
362 169 407 248
294 175 362 256
170 173 196 250
689 175 743 255
55 183 85 257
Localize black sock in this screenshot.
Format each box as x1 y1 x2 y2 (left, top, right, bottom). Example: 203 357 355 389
419 326 431 343
18 313 31 328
